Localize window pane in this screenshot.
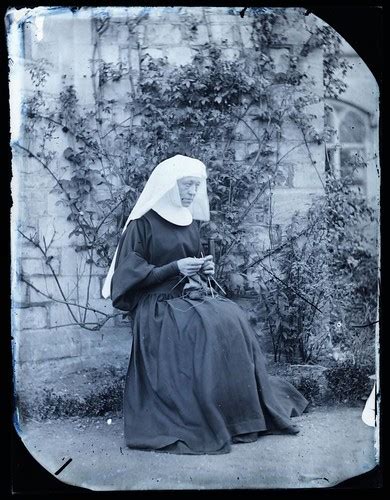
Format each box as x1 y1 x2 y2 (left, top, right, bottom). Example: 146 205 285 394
339 111 366 143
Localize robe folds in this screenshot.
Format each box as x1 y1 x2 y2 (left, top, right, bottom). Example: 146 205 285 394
111 209 308 454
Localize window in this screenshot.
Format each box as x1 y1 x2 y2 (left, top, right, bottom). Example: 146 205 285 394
325 100 369 193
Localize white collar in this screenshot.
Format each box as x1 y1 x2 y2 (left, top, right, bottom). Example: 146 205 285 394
151 183 193 226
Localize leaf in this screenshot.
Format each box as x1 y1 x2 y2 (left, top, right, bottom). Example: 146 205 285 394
63 147 74 160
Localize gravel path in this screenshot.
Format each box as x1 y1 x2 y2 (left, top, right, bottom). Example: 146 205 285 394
17 406 377 490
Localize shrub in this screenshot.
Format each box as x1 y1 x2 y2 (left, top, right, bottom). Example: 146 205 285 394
296 375 321 403
31 376 125 419
325 361 372 403
252 169 378 366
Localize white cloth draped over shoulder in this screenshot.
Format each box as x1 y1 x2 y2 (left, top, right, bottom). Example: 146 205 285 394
102 155 210 299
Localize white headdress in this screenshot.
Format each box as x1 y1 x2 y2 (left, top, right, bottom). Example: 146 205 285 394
102 155 210 299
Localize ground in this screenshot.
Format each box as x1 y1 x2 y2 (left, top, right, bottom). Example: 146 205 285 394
16 406 377 491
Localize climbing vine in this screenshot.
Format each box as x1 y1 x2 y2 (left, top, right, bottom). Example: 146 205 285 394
15 8 378 366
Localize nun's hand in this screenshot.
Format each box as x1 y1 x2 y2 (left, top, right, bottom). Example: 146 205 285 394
201 255 215 276
177 257 205 276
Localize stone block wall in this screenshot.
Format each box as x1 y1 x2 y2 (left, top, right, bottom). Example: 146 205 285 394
9 6 333 392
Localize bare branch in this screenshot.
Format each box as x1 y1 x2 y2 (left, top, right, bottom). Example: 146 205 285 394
29 113 102 156
95 196 126 233
19 274 110 317
300 127 326 190
44 315 122 330
19 274 122 331
14 142 95 246
240 207 325 272
232 113 262 143
83 249 94 323
18 228 81 324
101 114 133 139
350 320 379 329
257 260 323 313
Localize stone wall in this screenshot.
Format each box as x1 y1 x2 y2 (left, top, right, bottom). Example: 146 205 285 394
8 6 378 397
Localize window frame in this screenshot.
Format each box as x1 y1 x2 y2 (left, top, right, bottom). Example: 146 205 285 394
325 98 371 194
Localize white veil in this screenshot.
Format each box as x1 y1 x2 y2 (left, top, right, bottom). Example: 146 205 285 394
102 155 210 299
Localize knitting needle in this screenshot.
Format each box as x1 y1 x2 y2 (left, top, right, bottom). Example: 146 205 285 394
209 277 215 298
169 273 188 292
210 276 227 296
198 253 226 296
201 252 215 298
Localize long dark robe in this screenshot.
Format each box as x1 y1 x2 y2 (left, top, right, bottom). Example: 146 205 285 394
111 209 308 454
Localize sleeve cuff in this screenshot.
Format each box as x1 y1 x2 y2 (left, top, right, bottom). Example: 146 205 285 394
153 260 179 282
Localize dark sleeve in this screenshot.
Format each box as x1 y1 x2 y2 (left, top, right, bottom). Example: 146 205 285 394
111 218 179 311
195 221 207 258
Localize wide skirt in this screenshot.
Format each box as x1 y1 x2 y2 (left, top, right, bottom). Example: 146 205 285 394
123 287 308 454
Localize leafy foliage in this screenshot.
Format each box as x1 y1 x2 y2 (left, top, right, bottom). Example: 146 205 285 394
251 164 377 365
20 11 330 277
301 24 353 98
324 169 378 372
296 375 321 403
253 199 330 363
22 370 126 419
325 361 372 402
16 9 378 370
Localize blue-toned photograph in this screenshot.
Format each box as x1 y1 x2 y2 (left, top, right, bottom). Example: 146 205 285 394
8 5 380 491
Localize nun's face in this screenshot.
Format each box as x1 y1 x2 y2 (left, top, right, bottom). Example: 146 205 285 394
177 176 201 207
